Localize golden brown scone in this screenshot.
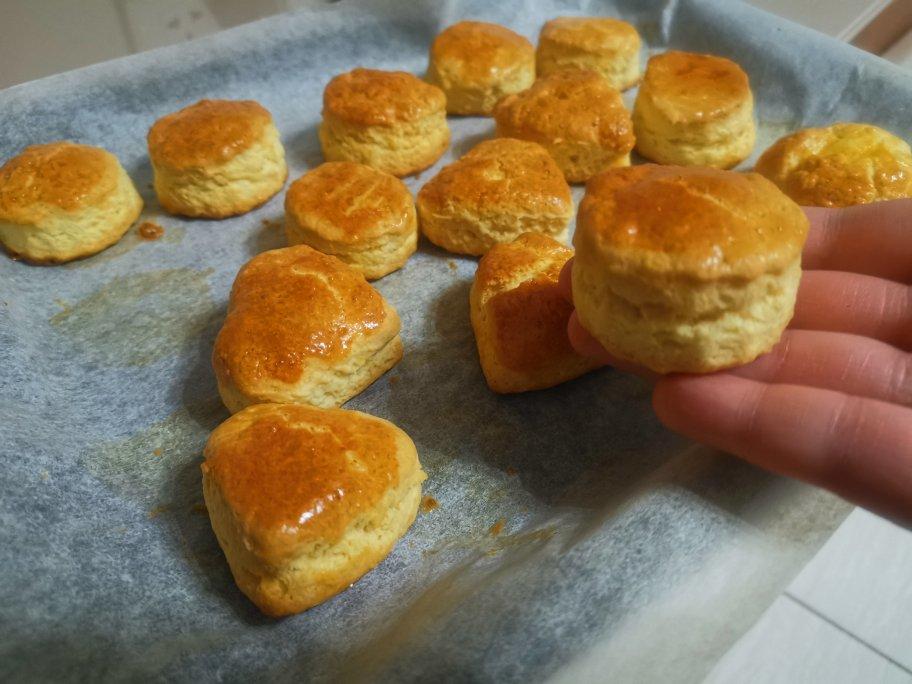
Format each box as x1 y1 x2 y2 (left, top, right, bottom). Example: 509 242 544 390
284 162 417 280
633 51 755 168
212 245 402 412
148 99 287 218
494 70 634 183
319 69 450 177
471 232 600 393
572 165 808 374
427 21 535 116
536 17 641 90
417 138 573 256
202 402 426 617
754 122 912 207
0 141 142 264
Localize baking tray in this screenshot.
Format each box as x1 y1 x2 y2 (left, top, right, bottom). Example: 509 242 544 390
2 0 909 681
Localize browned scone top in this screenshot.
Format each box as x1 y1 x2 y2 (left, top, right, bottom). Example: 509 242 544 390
0 141 118 221
576 165 808 279
754 122 912 207
430 21 534 85
213 245 396 390
147 99 273 170
285 162 415 244
202 403 403 565
640 51 750 124
472 232 599 392
494 70 634 151
418 138 571 215
323 68 446 127
539 16 639 53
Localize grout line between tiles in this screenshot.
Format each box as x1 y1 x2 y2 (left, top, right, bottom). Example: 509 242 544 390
783 591 912 675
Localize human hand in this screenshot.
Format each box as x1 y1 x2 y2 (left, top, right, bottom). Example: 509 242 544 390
559 199 912 526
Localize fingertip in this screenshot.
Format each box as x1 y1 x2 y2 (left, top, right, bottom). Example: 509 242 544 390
652 373 757 441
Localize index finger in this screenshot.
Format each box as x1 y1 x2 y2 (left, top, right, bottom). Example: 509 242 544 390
803 200 912 284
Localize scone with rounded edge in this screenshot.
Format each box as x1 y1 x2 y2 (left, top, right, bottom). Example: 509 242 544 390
494 70 634 183
212 245 402 413
755 122 912 207
148 99 287 218
285 162 417 280
471 232 601 393
319 68 450 177
633 51 755 168
572 165 808 374
417 138 573 256
426 21 535 116
536 17 641 90
0 141 142 264
202 402 426 617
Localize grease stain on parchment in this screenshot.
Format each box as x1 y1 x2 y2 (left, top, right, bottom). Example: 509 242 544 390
63 223 185 270
80 397 223 507
51 267 214 366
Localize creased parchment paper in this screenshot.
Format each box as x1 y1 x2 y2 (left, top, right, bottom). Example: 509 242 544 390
2 0 909 681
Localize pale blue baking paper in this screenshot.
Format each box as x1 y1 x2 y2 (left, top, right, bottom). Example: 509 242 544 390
1 0 909 681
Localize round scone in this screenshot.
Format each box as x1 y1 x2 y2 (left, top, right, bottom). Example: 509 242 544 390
212 245 402 412
572 165 809 374
319 68 450 177
202 402 426 617
417 138 573 256
148 99 287 218
285 162 417 280
471 232 601 393
633 51 755 168
493 70 635 183
536 17 641 90
426 21 535 116
754 122 912 207
0 141 142 264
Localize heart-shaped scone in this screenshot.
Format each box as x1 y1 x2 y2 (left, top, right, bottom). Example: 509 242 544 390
213 245 402 412
417 138 573 256
470 232 601 393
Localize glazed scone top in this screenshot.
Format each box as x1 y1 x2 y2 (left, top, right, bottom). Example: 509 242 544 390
0 142 119 221
641 51 751 123
148 99 273 170
286 162 415 244
754 122 912 207
323 68 446 127
494 71 635 150
475 233 577 373
202 403 402 563
576 165 808 279
430 21 534 85
539 17 640 54
213 245 393 385
418 138 572 215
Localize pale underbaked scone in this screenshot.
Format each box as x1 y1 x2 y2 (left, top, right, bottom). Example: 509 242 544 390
536 17 641 90
284 162 417 280
417 138 573 256
494 70 635 183
633 51 755 168
212 245 402 412
427 20 535 116
0 141 142 264
319 68 450 177
572 165 808 374
202 402 426 617
471 232 600 393
754 122 912 207
147 99 287 218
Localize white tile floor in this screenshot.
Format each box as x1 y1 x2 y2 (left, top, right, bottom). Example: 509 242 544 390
1 2 910 681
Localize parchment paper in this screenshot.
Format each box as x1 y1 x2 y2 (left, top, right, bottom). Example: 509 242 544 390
2 1 910 681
